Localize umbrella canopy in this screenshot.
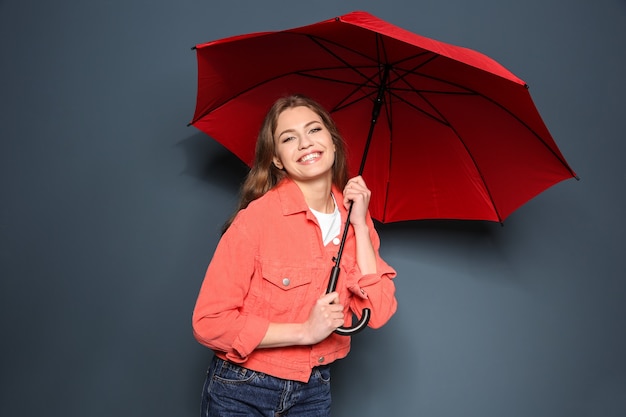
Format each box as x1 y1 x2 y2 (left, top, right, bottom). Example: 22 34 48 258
190 10 577 223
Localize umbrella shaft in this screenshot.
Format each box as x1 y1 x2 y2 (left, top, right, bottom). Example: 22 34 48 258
358 64 390 175
326 266 340 294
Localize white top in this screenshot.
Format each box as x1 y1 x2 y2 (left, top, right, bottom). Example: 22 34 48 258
310 194 341 246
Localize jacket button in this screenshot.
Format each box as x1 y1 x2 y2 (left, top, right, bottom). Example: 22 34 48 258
282 278 290 286
332 237 340 245
318 356 325 363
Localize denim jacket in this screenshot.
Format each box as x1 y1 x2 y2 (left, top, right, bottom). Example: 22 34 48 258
192 178 397 382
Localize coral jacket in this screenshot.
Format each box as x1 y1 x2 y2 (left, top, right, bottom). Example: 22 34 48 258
192 178 397 382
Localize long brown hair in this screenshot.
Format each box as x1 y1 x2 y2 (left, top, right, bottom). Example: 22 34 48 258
222 95 349 233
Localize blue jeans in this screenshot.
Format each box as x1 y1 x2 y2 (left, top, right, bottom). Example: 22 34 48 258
201 356 332 417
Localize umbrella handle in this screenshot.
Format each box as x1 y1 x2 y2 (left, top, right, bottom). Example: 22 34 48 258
326 265 371 336
335 308 371 336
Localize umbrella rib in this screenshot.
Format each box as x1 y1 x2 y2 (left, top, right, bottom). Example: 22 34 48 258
448 125 504 223
304 34 442 119
387 55 464 124
389 61 572 221
419 72 577 176
191 68 368 123
303 34 395 113
386 60 503 221
193 34 451 127
304 33 383 66
395 85 505 220
386 88 454 125
389 58 575 177
381 82 394 223
382 77 505 221
305 35 382 82
476 89 577 177
293 70 381 113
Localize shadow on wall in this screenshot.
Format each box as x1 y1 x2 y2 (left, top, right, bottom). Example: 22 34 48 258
177 132 250 193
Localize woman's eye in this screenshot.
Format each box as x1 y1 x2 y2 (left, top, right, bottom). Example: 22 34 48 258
309 127 321 134
282 136 295 143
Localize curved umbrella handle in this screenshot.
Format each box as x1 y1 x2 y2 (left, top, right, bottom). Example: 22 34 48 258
335 308 371 336
326 265 371 335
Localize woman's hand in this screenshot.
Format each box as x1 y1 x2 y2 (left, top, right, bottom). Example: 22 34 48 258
302 292 345 345
344 176 377 275
258 292 344 348
343 176 371 227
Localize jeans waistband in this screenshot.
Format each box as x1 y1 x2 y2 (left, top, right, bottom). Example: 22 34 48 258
213 356 330 377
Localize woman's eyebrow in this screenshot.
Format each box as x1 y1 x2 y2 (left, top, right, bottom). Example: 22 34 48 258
276 120 320 138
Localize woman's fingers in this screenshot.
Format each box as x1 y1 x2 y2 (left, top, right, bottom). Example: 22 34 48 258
344 176 371 224
303 292 345 344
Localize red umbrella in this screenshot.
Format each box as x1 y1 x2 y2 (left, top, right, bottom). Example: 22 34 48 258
190 10 577 224
189 10 577 334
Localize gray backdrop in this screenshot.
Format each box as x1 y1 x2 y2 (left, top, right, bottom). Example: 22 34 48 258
1 1 625 416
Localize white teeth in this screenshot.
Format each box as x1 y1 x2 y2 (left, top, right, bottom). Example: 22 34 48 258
300 152 320 162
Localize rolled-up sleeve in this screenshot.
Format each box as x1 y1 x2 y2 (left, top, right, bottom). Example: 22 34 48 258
192 219 269 363
346 216 397 329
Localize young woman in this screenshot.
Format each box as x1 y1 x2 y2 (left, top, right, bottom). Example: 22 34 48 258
193 95 397 416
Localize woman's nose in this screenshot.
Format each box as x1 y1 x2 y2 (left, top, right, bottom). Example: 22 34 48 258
298 135 313 150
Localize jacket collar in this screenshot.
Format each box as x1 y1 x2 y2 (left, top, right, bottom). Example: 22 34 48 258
275 178 346 218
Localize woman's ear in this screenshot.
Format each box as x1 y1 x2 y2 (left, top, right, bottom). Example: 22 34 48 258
273 157 283 170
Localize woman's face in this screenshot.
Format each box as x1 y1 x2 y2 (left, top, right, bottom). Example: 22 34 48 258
273 106 336 184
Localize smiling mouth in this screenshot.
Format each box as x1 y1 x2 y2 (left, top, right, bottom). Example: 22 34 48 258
298 152 321 163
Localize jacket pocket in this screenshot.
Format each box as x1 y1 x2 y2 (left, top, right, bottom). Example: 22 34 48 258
259 260 320 317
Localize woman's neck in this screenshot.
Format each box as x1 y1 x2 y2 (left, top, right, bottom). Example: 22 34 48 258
295 179 334 213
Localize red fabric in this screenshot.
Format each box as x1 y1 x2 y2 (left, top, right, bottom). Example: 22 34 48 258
192 179 397 382
191 10 576 223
